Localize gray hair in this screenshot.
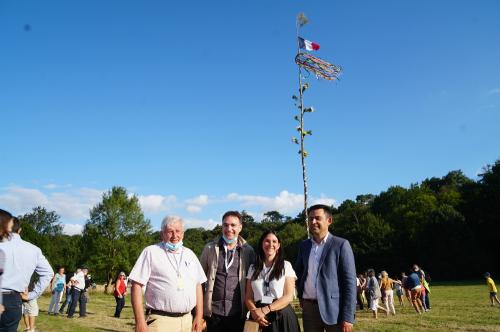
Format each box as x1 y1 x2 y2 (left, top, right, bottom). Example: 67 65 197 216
161 215 185 232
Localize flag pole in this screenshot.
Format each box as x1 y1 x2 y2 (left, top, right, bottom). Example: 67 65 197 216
296 14 310 239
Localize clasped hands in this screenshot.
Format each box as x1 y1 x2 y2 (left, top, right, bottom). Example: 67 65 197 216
250 305 271 327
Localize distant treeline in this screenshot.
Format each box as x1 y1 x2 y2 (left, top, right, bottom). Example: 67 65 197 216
16 159 500 283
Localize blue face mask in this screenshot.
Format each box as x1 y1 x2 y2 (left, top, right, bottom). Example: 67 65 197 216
222 235 237 244
164 241 183 251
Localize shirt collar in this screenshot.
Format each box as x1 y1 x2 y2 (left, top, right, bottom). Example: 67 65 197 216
311 232 329 246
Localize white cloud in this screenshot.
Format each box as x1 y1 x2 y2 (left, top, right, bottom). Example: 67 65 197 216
0 186 103 221
488 88 500 95
43 183 58 190
311 194 338 207
138 194 177 213
185 195 209 214
186 205 202 213
184 218 218 230
62 223 84 235
226 190 337 217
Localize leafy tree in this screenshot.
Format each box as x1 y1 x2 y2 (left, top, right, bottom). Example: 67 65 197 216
184 228 206 257
19 206 63 236
81 187 152 288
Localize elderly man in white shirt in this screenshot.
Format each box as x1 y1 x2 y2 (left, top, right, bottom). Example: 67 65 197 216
129 216 207 332
67 268 85 318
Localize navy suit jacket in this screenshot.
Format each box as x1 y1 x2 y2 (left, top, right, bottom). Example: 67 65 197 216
294 233 357 325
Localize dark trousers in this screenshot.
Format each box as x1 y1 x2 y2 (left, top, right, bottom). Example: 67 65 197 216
302 300 342 332
206 314 245 332
67 288 81 317
79 291 88 316
0 292 22 332
59 288 72 313
114 296 125 317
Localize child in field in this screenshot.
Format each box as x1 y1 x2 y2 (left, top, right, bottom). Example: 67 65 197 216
484 272 500 306
394 278 404 306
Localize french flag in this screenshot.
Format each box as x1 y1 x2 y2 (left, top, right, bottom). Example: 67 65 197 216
298 37 320 51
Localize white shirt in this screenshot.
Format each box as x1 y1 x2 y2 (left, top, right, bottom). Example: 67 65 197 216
246 261 296 303
129 244 207 313
72 271 85 290
303 233 329 300
0 235 54 300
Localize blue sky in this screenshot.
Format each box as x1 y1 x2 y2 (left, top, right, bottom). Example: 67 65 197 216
1 0 499 234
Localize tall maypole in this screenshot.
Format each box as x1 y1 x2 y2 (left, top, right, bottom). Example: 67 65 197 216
292 13 342 238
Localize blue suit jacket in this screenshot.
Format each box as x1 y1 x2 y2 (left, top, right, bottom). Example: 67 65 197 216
294 233 357 325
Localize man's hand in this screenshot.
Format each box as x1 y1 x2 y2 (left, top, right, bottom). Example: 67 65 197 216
21 289 29 302
340 321 353 332
192 317 204 332
135 320 148 332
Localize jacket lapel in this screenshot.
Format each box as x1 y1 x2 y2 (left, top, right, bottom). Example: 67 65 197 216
317 233 334 270
303 240 313 272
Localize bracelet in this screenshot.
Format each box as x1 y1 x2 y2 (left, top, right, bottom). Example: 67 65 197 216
260 307 265 314
250 308 258 312
268 304 272 312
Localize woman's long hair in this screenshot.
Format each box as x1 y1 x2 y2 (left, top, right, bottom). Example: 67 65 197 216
251 230 285 281
0 209 13 240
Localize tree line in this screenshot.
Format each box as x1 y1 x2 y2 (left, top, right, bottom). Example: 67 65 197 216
16 159 500 285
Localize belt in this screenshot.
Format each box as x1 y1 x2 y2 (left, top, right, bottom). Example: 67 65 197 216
1 290 19 295
145 309 189 317
302 298 318 304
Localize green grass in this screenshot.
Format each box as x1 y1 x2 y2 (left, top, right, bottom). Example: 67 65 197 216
23 281 500 331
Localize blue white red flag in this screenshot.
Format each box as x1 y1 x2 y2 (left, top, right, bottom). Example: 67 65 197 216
298 37 320 51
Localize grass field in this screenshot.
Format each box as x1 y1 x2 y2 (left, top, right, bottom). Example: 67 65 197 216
25 281 500 331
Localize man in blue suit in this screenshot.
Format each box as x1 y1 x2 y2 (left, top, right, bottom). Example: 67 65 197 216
295 204 357 332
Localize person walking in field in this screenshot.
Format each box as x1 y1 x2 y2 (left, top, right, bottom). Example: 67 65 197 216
394 277 404 307
48 266 66 315
404 268 424 314
379 271 397 316
114 271 127 318
484 272 500 306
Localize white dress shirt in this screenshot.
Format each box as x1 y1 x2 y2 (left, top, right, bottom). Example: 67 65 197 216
129 243 207 313
0 234 54 300
303 233 329 300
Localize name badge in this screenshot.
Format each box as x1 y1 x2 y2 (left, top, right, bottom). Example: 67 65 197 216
177 278 185 291
261 295 273 304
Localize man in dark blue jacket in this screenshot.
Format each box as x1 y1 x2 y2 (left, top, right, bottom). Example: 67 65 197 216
295 204 357 332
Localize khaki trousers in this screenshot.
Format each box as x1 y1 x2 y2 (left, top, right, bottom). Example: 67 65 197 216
146 313 192 332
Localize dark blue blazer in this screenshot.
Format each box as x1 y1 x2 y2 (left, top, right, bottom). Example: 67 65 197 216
294 233 357 325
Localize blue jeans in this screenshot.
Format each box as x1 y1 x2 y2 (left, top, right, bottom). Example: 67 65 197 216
48 290 63 314
59 288 72 313
114 296 125 317
0 292 22 332
67 288 81 317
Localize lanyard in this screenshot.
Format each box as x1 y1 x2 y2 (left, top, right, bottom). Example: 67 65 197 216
164 247 184 278
224 245 236 271
262 264 274 296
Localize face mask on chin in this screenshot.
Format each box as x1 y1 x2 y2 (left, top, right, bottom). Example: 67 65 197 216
222 235 237 244
164 241 183 251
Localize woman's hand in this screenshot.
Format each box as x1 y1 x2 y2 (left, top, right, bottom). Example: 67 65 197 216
252 307 269 327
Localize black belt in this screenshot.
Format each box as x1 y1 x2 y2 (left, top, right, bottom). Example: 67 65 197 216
1 290 19 295
302 298 318 304
146 309 189 317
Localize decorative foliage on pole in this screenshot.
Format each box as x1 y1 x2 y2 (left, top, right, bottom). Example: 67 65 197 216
292 13 342 238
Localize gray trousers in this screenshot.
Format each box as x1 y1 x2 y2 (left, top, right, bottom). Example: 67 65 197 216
302 300 342 332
